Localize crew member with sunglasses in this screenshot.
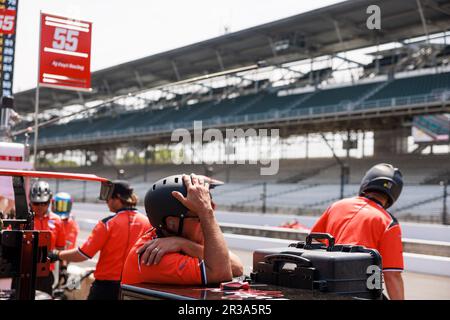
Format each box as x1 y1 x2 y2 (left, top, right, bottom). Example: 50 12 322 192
30 180 66 295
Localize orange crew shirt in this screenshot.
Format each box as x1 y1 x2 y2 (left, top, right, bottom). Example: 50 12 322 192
62 217 79 250
34 211 66 251
121 228 207 286
34 211 66 271
311 196 404 271
78 208 151 281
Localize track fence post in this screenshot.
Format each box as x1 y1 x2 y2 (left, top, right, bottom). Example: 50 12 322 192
442 180 448 225
82 181 87 203
261 182 267 214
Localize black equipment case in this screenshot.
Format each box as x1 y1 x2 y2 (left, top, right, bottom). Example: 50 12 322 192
250 233 383 300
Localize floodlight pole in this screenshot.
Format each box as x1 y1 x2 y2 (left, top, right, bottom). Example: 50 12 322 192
320 132 348 199
416 0 430 44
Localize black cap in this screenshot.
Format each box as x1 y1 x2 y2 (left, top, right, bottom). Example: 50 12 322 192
111 180 133 198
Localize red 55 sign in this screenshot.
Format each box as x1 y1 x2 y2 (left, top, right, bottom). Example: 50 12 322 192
39 13 92 91
0 9 16 34
52 28 80 52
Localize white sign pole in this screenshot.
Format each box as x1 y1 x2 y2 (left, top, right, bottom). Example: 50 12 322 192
33 12 42 168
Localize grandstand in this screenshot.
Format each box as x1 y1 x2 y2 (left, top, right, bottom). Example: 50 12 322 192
11 0 450 224
14 0 450 114
32 69 450 150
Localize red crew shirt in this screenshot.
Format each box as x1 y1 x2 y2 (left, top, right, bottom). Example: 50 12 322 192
311 196 404 271
62 218 79 250
34 211 66 271
121 228 207 286
34 211 66 251
78 208 151 281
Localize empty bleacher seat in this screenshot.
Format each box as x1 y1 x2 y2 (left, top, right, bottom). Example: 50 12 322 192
234 93 306 115
298 82 380 108
369 72 450 101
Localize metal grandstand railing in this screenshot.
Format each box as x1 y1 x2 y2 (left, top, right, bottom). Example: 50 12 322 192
357 91 449 110
38 91 450 146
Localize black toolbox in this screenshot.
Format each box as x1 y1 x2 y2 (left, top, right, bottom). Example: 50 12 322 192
250 233 383 300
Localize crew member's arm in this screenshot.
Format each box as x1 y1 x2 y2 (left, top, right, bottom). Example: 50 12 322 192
379 222 405 300
173 174 232 283
229 250 244 277
383 271 404 300
58 248 87 262
137 237 244 276
137 237 203 265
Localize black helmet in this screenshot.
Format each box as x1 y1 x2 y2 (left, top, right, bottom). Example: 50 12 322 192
30 180 53 203
144 174 223 234
359 163 403 209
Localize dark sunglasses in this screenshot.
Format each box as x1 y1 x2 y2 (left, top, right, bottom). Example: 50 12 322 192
32 202 49 206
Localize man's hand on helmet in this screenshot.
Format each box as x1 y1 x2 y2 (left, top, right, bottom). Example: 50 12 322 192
172 174 214 218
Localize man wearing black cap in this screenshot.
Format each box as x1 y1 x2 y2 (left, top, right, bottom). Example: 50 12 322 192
51 180 151 300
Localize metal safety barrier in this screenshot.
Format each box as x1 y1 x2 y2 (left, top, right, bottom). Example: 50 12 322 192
219 222 450 258
75 212 450 258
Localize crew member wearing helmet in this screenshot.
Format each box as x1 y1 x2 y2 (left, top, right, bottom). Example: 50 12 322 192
52 192 79 250
52 192 80 286
49 181 151 300
310 163 404 300
121 173 243 286
30 180 66 295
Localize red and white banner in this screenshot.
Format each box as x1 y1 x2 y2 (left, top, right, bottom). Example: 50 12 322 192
39 13 92 91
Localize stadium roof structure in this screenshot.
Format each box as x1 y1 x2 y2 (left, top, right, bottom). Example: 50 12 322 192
14 0 450 113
